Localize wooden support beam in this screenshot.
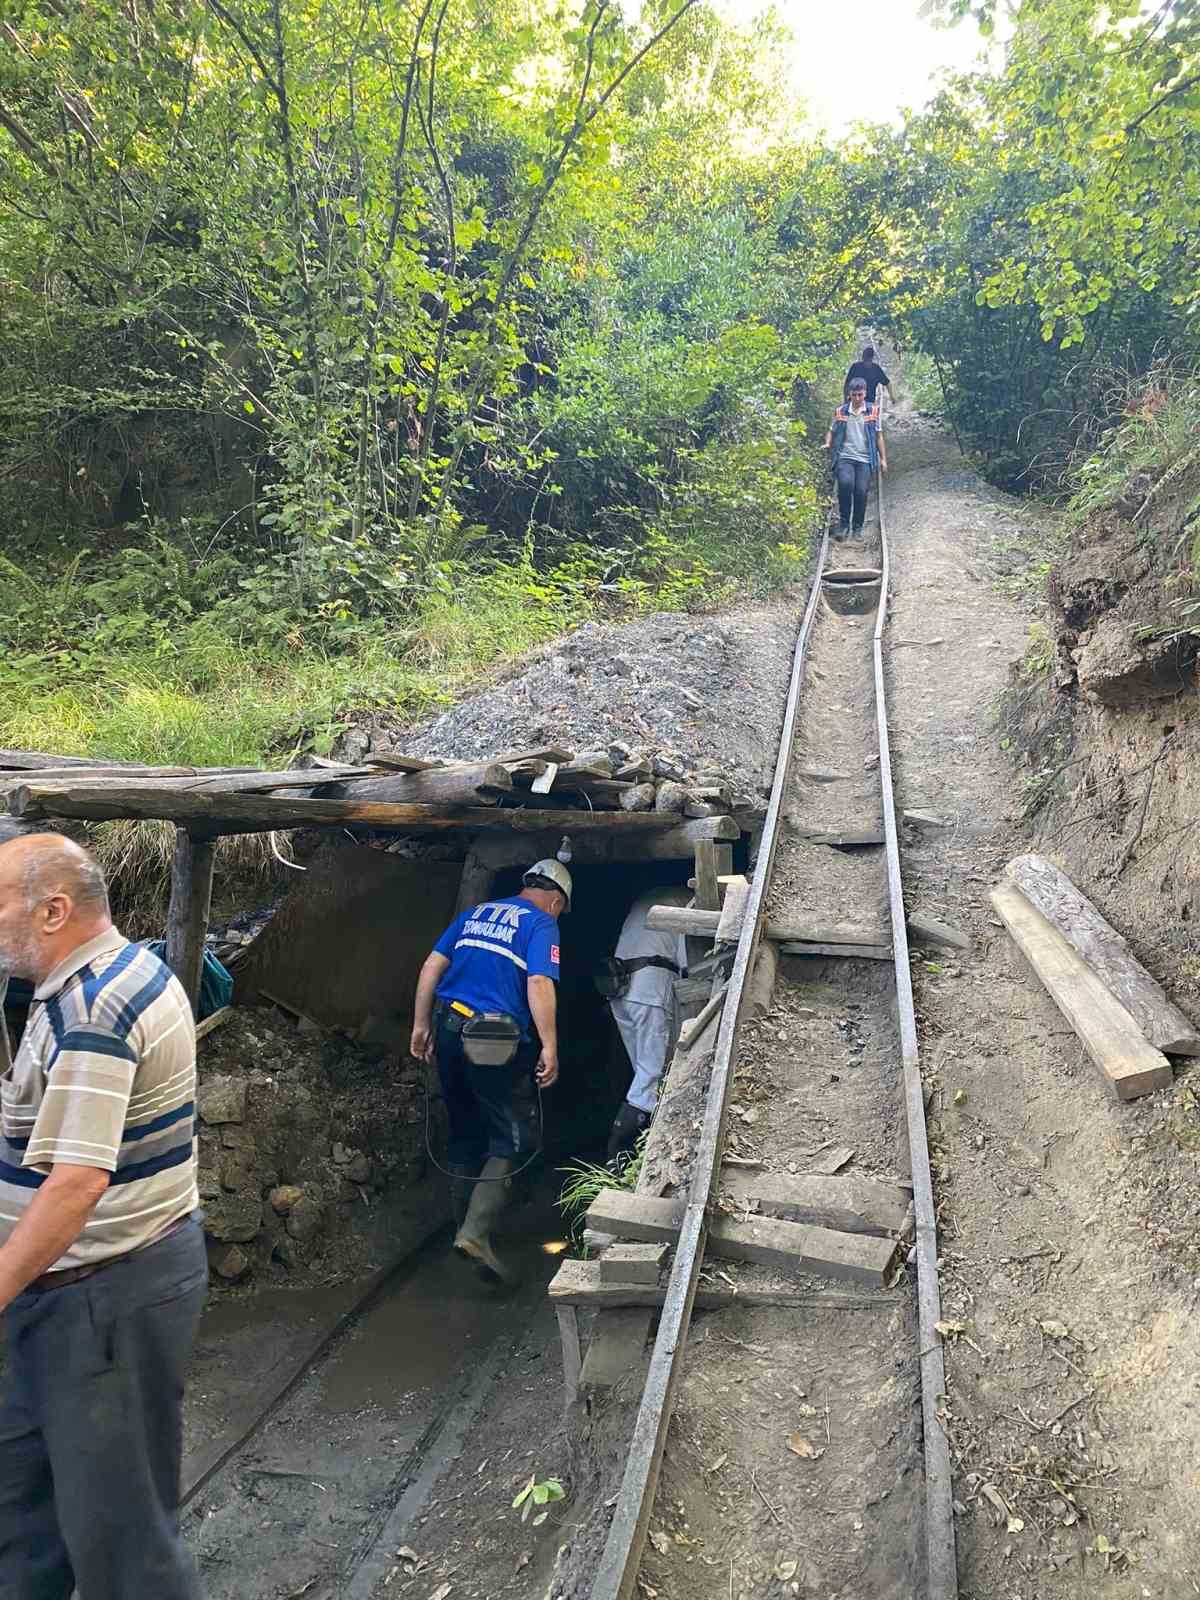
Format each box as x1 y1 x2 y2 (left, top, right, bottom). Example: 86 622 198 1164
1006 852 1200 1055
455 837 504 913
316 762 513 806
6 784 700 837
646 904 890 947
715 877 751 943
796 826 885 847
548 1258 901 1312
0 764 379 798
780 940 892 960
693 838 720 911
557 1305 582 1410
166 828 216 1016
584 1190 898 1288
992 880 1173 1100
0 750 110 770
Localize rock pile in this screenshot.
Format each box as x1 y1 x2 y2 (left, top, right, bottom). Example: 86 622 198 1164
196 1009 426 1286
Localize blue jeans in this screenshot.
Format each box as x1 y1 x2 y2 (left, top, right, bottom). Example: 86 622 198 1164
434 1018 541 1169
835 458 871 530
0 1214 207 1600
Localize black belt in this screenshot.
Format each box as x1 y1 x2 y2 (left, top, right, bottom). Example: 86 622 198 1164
26 1213 192 1295
620 956 682 978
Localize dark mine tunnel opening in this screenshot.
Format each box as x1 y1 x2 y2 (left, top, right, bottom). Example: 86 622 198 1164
488 858 696 1167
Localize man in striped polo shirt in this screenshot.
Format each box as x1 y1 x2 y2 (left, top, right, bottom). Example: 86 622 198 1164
0 832 206 1599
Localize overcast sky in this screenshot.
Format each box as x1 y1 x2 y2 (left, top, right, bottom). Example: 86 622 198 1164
713 0 992 129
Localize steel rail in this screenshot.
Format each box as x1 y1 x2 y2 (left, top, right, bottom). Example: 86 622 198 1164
590 526 832 1600
874 463 958 1600
592 401 959 1598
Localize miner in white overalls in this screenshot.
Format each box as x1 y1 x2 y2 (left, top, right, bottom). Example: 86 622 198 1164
606 887 690 1163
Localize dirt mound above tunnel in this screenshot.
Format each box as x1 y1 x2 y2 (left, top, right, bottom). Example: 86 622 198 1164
332 604 801 803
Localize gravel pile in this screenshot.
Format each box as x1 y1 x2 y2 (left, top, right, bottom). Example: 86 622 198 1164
339 606 800 800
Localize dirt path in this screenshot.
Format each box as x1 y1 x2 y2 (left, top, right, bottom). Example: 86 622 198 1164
884 394 1200 1597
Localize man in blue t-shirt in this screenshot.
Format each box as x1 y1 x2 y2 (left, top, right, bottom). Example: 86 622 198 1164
411 858 571 1283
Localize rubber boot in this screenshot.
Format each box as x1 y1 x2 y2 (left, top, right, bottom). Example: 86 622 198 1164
607 1101 652 1168
453 1156 515 1285
447 1162 477 1230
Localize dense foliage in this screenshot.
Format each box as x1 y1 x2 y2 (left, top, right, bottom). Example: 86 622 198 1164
876 0 1200 493
0 0 865 760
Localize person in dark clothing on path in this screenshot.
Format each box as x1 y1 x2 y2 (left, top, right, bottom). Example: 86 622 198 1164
0 833 206 1600
824 378 887 536
411 858 570 1284
844 345 892 406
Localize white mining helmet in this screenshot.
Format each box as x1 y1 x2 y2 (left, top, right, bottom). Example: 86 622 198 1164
523 858 573 911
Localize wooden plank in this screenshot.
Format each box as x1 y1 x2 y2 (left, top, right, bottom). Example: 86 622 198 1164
316 762 513 806
363 751 444 772
907 911 971 952
530 763 558 795
557 1305 582 1407
548 1258 901 1311
722 1170 911 1237
7 785 690 836
0 765 379 797
710 1213 897 1286
646 904 887 945
0 750 108 770
580 1309 653 1389
694 838 720 911
493 745 574 766
991 880 1173 1100
195 1004 235 1041
1006 852 1200 1055
676 982 727 1049
599 1243 669 1284
583 1191 897 1288
796 826 885 846
715 876 751 943
780 941 892 960
166 828 215 1015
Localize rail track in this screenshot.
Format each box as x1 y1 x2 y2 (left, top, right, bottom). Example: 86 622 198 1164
180 401 956 1600
589 433 957 1600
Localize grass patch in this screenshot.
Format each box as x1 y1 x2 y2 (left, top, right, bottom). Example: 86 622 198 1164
0 563 587 765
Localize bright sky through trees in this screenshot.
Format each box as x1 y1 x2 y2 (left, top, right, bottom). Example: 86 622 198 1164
715 0 989 127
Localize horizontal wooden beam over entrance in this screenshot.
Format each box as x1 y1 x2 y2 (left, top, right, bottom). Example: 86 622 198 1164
5 782 739 852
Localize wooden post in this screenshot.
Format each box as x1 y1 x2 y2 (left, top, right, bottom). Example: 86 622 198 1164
166 828 216 1016
693 839 719 910
456 839 499 914
557 1305 582 1412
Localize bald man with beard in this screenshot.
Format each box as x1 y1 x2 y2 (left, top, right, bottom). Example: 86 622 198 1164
0 833 205 1600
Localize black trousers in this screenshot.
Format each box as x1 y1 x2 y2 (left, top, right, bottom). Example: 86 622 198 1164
435 1017 541 1170
0 1214 207 1600
835 458 872 530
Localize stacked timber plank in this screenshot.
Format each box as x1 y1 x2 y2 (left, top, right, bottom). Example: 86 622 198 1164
993 852 1200 1101
0 745 752 839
